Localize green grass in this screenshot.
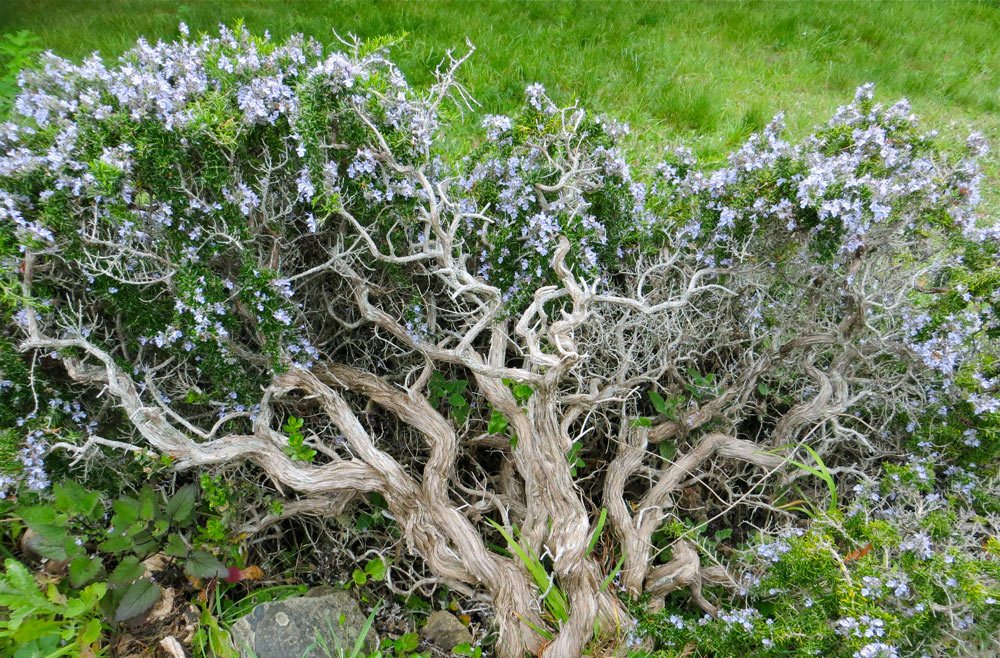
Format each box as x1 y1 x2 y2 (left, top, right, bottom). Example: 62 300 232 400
1 0 998 198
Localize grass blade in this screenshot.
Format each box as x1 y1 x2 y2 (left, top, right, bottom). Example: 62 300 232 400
347 601 380 658
586 508 607 557
787 445 838 514
487 519 569 622
600 553 626 593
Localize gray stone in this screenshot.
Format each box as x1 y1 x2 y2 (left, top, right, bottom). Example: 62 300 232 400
420 611 473 652
231 587 376 658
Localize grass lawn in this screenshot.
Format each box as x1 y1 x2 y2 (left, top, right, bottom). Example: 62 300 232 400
2 0 998 200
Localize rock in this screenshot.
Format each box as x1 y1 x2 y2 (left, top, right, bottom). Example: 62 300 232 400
230 587 376 658
421 611 472 652
146 586 175 623
41 557 70 576
20 528 46 562
142 552 171 578
159 637 185 658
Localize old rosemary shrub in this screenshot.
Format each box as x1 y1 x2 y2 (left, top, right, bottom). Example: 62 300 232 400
0 25 997 657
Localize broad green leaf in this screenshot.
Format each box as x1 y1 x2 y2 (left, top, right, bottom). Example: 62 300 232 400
647 390 668 415
364 557 387 581
714 528 733 542
109 556 144 586
80 616 103 645
164 533 189 558
97 534 132 554
79 581 108 609
131 531 159 558
125 521 149 538
512 384 533 402
111 497 140 528
395 632 419 652
151 518 170 537
165 484 198 524
13 632 59 658
63 595 88 618
17 505 63 528
184 550 227 578
0 559 51 619
69 555 103 588
487 410 508 435
404 594 431 611
113 578 160 621
138 486 157 521
53 480 100 518
352 568 367 586
22 523 70 561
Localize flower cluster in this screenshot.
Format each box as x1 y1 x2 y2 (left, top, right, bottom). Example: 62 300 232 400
0 25 438 487
650 84 989 270
637 452 999 656
0 386 102 498
0 428 49 495
460 85 649 308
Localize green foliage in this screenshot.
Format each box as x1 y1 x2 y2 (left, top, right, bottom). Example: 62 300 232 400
377 631 423 657
349 557 389 589
785 445 839 516
566 440 586 477
486 409 509 435
112 577 158 623
428 373 471 426
0 558 106 658
3 2 999 174
8 479 229 625
282 416 316 463
167 483 200 523
634 390 686 430
635 467 1000 657
191 598 240 658
191 583 310 658
501 378 534 405
353 494 397 535
682 368 719 401
463 104 645 311
452 642 483 657
652 519 732 567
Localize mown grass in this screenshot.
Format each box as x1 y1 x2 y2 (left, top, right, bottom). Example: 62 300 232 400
2 0 998 195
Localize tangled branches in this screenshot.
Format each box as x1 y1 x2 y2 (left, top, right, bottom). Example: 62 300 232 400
1 26 997 656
